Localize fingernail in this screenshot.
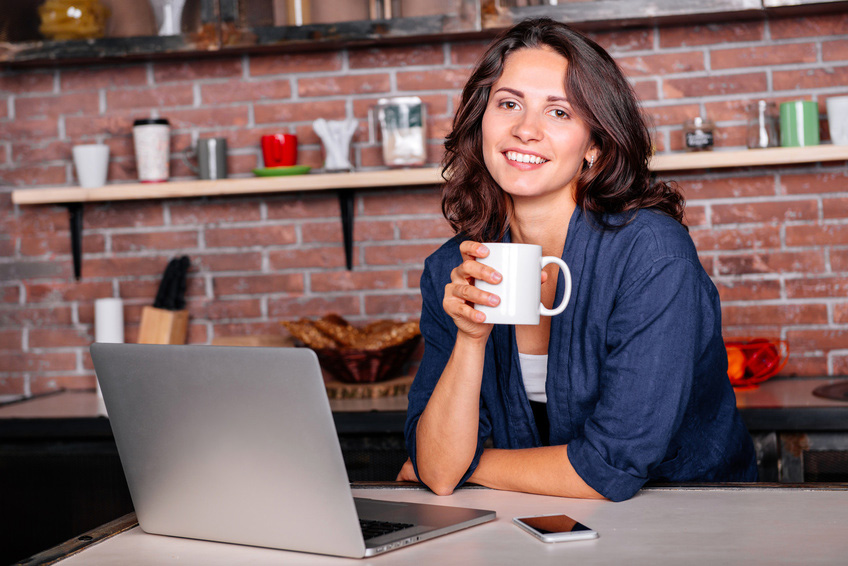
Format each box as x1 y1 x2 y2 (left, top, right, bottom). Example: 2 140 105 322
478 244 489 255
475 312 486 322
489 295 499 306
491 272 502 283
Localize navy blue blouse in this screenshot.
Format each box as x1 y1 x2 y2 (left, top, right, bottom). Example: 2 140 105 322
405 207 757 502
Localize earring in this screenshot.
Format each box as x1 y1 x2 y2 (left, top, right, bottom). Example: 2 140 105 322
588 155 595 169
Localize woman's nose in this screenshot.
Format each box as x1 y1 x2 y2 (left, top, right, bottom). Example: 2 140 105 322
511 111 543 142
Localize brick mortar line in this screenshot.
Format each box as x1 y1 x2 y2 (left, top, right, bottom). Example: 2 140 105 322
698 252 848 260
673 169 847 182
703 226 848 235
721 296 848 304
774 328 848 336
216 288 419 300
687 194 848 205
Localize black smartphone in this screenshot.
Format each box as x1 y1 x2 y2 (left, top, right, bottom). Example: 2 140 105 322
513 514 599 543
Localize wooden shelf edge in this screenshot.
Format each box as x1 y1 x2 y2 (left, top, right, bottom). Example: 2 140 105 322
650 145 848 172
11 146 848 206
11 167 445 205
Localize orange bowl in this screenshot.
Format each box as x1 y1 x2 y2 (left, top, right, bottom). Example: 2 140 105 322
724 338 789 388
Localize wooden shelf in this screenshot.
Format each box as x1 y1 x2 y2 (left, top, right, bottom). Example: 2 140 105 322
649 144 848 172
6 1 848 67
12 146 848 206
10 145 848 281
10 167 445 206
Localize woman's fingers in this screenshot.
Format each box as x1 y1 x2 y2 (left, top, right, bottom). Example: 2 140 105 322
458 240 489 261
451 260 497 288
444 292 492 330
447 279 499 307
443 240 501 336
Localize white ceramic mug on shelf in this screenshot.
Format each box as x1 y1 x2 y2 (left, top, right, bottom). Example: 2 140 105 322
826 95 848 146
474 243 572 325
72 144 110 188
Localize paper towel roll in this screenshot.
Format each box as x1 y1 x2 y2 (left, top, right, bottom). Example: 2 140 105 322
94 298 124 407
95 298 125 344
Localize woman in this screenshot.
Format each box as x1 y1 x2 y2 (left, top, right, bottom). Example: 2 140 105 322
399 18 757 502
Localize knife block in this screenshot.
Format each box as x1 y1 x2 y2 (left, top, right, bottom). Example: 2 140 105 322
138 306 188 345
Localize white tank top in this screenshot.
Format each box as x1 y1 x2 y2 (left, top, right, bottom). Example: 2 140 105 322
518 352 548 403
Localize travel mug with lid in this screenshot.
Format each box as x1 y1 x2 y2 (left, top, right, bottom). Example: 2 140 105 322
133 118 171 182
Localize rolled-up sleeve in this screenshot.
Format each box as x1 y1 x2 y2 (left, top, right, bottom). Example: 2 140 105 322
568 256 717 502
404 254 492 489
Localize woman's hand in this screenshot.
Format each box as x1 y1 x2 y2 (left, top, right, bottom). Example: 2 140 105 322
395 458 418 482
444 241 502 341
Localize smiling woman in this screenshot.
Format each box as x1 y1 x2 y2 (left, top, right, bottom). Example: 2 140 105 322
401 18 758 502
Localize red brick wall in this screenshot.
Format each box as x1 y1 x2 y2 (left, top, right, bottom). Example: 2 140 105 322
2 13 848 399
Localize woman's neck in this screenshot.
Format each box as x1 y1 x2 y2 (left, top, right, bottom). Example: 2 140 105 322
509 193 576 257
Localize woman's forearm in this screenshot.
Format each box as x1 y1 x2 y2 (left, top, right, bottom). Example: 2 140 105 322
469 445 606 500
415 334 488 495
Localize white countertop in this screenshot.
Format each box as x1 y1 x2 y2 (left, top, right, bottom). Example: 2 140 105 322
734 377 848 409
54 485 848 565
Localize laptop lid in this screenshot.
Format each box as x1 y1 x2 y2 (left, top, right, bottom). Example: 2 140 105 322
90 343 494 558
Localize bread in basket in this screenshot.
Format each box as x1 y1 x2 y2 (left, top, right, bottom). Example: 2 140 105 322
282 314 420 383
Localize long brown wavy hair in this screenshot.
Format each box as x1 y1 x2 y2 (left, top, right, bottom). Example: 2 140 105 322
441 18 685 241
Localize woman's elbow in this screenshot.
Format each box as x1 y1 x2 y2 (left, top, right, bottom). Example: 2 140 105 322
417 467 460 496
428 483 456 496
425 480 457 496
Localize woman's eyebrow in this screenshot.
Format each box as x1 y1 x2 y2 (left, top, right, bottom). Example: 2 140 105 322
493 87 523 98
493 87 569 104
492 87 571 108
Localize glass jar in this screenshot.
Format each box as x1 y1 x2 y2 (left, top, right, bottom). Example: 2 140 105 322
746 100 779 149
376 97 427 167
684 117 715 152
38 0 111 40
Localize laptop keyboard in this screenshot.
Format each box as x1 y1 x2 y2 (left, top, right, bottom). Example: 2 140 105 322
359 519 414 540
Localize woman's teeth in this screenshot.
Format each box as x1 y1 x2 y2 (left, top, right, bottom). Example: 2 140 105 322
506 151 547 164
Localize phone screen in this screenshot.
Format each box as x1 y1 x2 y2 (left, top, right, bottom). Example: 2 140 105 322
518 514 593 535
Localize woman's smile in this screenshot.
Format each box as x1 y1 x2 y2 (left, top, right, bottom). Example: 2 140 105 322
504 150 549 165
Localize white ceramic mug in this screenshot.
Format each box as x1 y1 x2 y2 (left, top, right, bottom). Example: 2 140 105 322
72 144 110 188
826 95 848 146
474 243 572 325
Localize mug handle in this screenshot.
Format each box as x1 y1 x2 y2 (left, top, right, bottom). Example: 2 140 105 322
181 147 199 174
539 257 572 317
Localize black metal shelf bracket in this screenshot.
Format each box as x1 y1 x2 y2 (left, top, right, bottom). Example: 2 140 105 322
68 203 83 280
339 190 355 270
63 193 356 279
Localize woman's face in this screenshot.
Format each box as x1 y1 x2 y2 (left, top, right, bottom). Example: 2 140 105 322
481 46 596 204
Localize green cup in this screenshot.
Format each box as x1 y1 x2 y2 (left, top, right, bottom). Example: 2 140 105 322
780 101 820 147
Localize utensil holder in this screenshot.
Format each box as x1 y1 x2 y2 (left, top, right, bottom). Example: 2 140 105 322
138 306 188 345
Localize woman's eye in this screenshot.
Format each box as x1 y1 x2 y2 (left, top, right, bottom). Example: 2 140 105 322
550 108 569 119
499 100 518 110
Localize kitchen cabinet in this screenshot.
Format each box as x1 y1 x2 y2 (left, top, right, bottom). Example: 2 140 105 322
736 378 848 483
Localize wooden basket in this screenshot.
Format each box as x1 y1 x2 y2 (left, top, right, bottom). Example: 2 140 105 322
313 335 421 384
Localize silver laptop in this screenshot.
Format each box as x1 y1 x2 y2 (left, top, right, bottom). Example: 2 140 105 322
90 343 495 558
